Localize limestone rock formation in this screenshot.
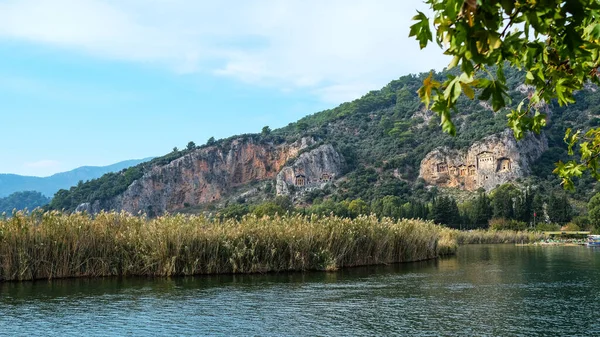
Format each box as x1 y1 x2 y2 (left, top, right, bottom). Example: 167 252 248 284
276 144 345 196
419 129 548 191
78 137 315 215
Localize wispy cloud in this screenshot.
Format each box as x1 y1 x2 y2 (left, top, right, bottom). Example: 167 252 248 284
24 160 60 168
0 0 449 103
22 160 62 176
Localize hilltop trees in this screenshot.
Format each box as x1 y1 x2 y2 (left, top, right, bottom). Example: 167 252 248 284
261 126 271 137
0 191 51 214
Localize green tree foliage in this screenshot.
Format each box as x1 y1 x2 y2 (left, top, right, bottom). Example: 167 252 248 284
532 193 545 223
588 192 600 227
348 198 369 217
306 200 350 218
252 202 285 218
431 196 461 227
187 141 196 151
514 188 534 223
387 121 414 143
0 191 51 214
207 137 216 146
472 190 492 227
218 203 249 221
296 121 309 132
490 184 538 223
261 126 271 137
263 181 274 195
489 218 528 231
491 184 519 219
547 193 573 224
535 222 561 232
381 195 403 219
273 196 294 212
412 0 600 188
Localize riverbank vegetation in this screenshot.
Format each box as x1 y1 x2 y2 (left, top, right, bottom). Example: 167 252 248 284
439 228 546 245
213 182 599 234
0 211 450 282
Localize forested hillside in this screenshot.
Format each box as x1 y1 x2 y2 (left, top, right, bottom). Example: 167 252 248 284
46 66 600 229
0 191 50 214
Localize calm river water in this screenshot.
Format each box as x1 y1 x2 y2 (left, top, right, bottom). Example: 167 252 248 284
1 245 600 336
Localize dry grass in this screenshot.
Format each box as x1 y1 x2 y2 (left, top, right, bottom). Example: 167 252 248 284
439 228 547 245
0 211 453 281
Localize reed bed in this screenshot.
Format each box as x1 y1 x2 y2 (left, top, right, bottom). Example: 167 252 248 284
440 228 547 245
0 211 452 282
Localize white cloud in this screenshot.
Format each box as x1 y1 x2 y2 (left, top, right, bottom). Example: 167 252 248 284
0 0 449 103
22 160 62 176
24 160 60 168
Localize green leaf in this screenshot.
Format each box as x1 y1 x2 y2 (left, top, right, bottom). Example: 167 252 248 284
460 82 475 99
531 111 547 134
409 11 433 49
526 71 534 81
448 55 460 69
443 77 462 105
440 109 456 136
500 0 515 15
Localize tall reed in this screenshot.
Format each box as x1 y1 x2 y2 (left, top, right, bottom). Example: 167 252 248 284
439 228 547 245
0 211 451 281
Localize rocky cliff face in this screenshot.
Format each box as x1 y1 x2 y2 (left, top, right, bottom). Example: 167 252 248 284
77 137 315 215
276 144 346 196
419 129 548 191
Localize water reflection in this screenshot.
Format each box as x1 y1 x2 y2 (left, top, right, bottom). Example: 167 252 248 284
1 245 600 336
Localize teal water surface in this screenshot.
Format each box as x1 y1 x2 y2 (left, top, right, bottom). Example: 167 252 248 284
1 245 599 336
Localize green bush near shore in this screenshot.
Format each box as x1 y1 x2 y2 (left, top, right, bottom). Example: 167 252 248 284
0 211 450 282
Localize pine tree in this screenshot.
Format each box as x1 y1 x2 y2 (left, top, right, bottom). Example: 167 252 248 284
448 198 461 229
514 188 534 224
547 194 573 224
532 193 545 225
492 184 518 220
431 196 461 228
472 191 492 228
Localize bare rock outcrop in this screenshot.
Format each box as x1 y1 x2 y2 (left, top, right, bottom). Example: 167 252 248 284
276 144 345 196
79 137 314 215
419 129 547 191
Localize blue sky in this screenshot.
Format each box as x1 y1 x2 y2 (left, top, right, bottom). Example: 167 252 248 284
0 0 448 177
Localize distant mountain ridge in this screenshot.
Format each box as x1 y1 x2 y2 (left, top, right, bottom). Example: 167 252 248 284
0 158 153 198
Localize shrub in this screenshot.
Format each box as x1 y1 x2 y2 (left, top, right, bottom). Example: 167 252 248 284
572 215 591 229
489 218 527 231
535 222 561 232
561 223 581 231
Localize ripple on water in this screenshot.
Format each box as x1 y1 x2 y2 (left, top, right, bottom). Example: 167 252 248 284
1 245 600 336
